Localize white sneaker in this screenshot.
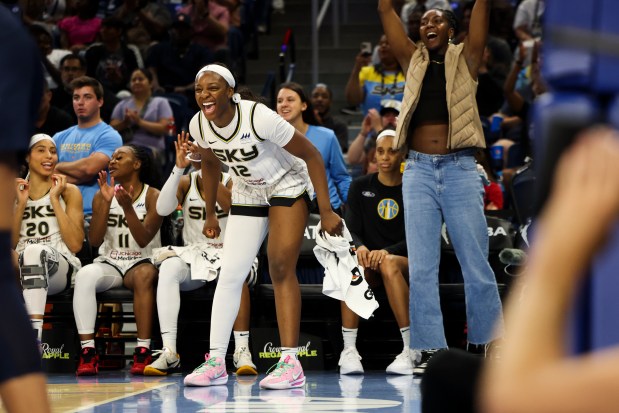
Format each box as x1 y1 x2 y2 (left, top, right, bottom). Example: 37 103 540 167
143 347 180 376
338 347 364 375
386 348 418 375
233 346 258 375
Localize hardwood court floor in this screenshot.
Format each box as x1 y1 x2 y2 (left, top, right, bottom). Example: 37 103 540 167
7 370 422 412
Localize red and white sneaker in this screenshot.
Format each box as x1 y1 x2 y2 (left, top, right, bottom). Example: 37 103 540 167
184 354 228 387
259 355 306 390
76 347 98 376
130 346 152 375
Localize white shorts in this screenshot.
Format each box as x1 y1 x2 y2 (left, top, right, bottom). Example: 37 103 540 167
93 256 154 275
231 168 314 216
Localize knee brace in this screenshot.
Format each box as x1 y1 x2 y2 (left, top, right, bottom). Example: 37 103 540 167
20 247 59 290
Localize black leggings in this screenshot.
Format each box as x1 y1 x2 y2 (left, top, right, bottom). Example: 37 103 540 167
421 349 484 413
0 232 42 383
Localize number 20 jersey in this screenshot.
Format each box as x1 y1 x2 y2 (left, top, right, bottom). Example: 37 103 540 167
16 192 81 269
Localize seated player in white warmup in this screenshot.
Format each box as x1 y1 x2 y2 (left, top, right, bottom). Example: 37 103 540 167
73 144 163 376
14 134 84 348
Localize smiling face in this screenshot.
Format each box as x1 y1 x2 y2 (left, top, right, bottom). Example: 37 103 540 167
420 9 454 53
276 88 306 124
108 146 141 181
27 140 57 177
194 71 234 123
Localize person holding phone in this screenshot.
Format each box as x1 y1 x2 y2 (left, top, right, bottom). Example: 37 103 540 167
344 34 406 115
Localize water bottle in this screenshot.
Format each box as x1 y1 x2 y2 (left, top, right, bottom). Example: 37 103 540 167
172 205 184 245
167 117 176 139
490 144 504 172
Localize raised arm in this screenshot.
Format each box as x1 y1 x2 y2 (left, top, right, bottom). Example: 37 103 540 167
344 53 371 106
378 0 415 73
157 132 192 216
115 185 163 248
463 0 491 78
50 178 85 253
88 171 115 247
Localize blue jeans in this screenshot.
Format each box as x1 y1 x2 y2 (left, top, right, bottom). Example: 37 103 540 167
403 149 504 349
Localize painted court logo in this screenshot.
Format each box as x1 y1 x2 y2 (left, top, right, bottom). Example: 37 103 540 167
41 342 70 360
259 341 318 359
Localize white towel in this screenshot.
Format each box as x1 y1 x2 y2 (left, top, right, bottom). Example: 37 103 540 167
152 244 221 281
313 221 379 319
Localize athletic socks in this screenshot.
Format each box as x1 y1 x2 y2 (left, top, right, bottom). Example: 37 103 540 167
400 326 411 350
234 330 250 351
281 347 298 360
137 338 151 349
342 327 358 349
80 339 95 349
162 335 177 354
31 319 43 342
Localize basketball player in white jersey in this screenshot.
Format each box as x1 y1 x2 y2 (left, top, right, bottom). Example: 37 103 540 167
145 133 258 376
183 64 342 390
13 134 84 348
73 144 163 376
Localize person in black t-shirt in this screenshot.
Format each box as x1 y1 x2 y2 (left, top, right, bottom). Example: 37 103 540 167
338 128 417 376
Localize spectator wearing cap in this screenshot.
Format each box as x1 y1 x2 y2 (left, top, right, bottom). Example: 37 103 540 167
347 99 401 170
146 13 215 100
84 17 143 96
311 83 349 153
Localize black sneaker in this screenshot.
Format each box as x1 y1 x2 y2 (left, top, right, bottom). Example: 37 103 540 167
412 349 441 375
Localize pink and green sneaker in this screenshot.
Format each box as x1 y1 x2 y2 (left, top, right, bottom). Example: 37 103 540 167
259 355 306 390
184 354 228 387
